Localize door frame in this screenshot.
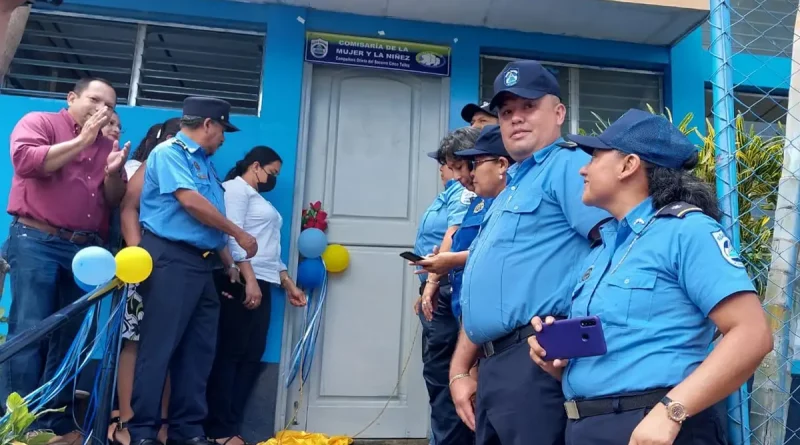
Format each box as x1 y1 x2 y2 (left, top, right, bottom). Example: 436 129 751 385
274 61 452 435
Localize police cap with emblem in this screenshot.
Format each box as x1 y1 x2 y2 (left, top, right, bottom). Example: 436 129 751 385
182 96 240 133
455 125 513 162
565 108 697 170
461 101 497 124
489 60 561 111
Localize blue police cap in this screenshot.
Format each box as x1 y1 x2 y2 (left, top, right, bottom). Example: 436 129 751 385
426 150 439 160
489 60 561 111
182 96 240 133
565 108 697 170
455 125 511 159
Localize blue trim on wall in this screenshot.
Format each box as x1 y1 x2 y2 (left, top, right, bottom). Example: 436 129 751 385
667 28 706 143
12 0 676 365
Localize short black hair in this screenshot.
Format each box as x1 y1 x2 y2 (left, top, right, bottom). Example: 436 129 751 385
72 77 114 96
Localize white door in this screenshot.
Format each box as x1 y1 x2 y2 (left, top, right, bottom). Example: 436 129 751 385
290 65 447 438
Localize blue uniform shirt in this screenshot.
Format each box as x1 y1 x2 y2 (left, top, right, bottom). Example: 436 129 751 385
461 141 611 344
413 179 473 283
562 198 756 400
450 196 494 319
139 131 227 251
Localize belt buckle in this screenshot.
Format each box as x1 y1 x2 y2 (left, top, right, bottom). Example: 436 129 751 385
564 400 580 420
482 341 495 358
68 231 89 245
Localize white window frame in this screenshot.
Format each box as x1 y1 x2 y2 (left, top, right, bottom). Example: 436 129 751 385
18 10 266 115
480 55 665 134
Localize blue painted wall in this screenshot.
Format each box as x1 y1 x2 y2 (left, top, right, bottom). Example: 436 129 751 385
6 0 686 366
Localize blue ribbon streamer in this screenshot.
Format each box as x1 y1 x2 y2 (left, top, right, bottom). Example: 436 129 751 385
285 269 328 388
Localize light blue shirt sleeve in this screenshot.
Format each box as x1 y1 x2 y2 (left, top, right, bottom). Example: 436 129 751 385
678 214 757 316
150 146 197 195
553 150 612 238
446 186 471 227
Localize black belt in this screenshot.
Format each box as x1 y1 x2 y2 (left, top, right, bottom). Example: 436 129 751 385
482 324 536 358
564 388 670 420
142 230 215 259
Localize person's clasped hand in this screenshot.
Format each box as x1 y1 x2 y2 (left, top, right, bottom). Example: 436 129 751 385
527 316 568 380
627 405 681 445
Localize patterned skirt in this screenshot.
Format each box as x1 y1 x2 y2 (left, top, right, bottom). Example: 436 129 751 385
121 284 144 341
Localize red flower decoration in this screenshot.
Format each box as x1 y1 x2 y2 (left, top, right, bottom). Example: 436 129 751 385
301 201 329 232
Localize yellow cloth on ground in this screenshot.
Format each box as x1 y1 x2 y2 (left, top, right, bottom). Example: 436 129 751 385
260 430 353 445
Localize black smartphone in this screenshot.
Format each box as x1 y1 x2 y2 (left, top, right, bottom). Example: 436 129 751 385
400 251 424 262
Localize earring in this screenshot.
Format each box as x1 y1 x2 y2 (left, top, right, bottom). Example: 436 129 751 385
499 174 504 180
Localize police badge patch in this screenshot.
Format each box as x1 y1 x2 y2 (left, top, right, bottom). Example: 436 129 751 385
460 190 476 205
711 230 745 268
504 69 519 87
474 200 485 213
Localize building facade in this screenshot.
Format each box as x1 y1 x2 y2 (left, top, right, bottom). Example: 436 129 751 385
0 0 794 440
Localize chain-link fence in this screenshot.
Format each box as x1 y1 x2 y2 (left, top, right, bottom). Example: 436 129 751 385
706 0 800 443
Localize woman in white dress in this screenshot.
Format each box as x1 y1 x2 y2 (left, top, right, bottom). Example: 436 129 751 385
204 146 307 445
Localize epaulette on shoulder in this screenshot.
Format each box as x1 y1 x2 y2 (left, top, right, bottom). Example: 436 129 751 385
656 201 703 218
172 137 188 151
556 141 578 150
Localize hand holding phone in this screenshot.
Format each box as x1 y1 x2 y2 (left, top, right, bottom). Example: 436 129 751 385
400 251 424 263
534 316 607 361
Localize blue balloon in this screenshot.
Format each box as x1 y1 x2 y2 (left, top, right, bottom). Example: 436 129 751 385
72 246 116 286
296 258 326 290
74 276 98 293
298 228 328 258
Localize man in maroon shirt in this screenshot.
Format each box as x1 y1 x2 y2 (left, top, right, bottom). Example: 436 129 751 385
1 77 128 444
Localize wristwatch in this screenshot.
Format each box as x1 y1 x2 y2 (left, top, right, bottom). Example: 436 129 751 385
660 396 688 423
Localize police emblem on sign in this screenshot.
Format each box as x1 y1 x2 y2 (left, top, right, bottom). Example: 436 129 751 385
504 69 519 87
711 230 745 268
309 38 328 59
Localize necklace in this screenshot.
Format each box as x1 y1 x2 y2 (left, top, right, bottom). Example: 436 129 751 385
608 204 669 276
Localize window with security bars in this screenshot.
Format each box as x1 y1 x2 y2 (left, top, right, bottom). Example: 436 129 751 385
701 0 796 57
2 12 265 115
703 89 788 137
479 56 663 135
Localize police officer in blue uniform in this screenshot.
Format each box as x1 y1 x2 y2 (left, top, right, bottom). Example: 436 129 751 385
129 97 258 445
448 61 612 444
413 127 478 445
416 125 513 325
460 101 498 129
528 109 772 445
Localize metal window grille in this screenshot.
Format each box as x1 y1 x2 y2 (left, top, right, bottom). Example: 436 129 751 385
479 55 663 135
2 12 265 115
2 13 137 103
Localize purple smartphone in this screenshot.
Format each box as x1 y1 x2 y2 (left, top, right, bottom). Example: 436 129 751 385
536 316 607 361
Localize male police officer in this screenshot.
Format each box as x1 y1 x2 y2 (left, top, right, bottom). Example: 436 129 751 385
460 101 497 129
129 96 257 445
448 61 611 444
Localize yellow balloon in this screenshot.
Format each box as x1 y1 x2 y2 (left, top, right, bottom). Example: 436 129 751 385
321 244 349 273
115 246 154 284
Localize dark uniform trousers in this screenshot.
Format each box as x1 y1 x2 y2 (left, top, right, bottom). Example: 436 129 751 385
129 231 221 442
418 281 475 445
475 340 566 445
566 404 727 444
204 271 272 438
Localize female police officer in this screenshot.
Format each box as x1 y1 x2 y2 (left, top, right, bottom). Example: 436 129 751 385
413 126 479 445
528 108 772 445
416 125 513 325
